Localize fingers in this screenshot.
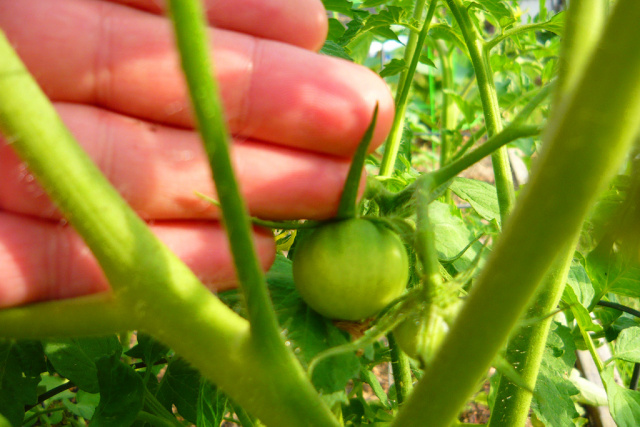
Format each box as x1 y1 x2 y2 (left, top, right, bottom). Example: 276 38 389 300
0 0 394 157
109 0 328 51
0 211 276 308
0 103 357 220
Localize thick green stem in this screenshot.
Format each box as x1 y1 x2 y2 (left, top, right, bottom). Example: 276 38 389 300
395 0 427 99
489 2 607 424
392 0 640 425
444 0 515 222
166 0 280 348
0 295 133 338
436 42 458 168
554 0 607 100
379 0 437 176
165 2 339 424
387 333 414 405
415 175 443 293
488 239 577 426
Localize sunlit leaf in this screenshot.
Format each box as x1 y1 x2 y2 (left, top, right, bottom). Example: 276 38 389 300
602 365 640 426
380 58 407 77
43 336 122 393
614 326 640 363
449 177 501 226
530 323 580 425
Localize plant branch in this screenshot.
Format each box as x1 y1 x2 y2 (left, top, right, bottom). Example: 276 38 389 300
165 2 338 424
485 21 558 52
166 0 279 346
0 294 133 339
490 3 607 420
444 0 515 222
371 124 540 214
435 41 458 168
387 332 414 405
596 301 640 319
380 0 438 176
392 0 640 424
431 125 540 188
488 238 577 426
0 11 338 425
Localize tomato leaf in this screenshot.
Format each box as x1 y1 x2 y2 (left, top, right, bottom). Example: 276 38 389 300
156 357 200 424
586 247 640 300
530 323 580 426
418 52 436 68
125 333 169 368
0 340 44 426
466 0 516 28
327 18 346 41
62 390 99 421
320 40 354 61
562 263 602 332
43 336 122 393
322 0 354 15
602 364 640 426
614 326 640 363
541 11 566 36
379 58 407 78
449 177 501 226
429 200 486 274
197 380 228 427
91 354 144 427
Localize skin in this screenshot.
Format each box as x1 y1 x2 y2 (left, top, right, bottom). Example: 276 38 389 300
0 0 394 307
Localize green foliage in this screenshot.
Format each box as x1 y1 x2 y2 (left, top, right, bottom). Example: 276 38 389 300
530 322 580 426
92 354 144 426
43 336 122 393
2 0 640 426
0 341 43 426
602 365 640 426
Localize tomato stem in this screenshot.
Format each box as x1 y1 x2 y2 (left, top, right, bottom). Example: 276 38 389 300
337 104 379 219
490 2 608 424
443 0 515 222
379 0 437 177
387 332 414 404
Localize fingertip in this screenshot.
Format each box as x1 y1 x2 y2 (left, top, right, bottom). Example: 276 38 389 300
301 0 329 51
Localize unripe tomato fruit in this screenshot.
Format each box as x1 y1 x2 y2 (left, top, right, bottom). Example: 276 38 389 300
393 301 461 365
393 308 449 365
292 218 409 321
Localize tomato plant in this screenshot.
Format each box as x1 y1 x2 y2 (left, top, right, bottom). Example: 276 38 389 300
293 218 409 321
2 0 640 426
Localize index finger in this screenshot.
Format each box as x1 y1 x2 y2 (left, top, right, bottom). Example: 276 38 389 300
110 0 328 51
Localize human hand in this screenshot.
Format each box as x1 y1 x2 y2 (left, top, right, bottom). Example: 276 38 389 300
0 0 394 307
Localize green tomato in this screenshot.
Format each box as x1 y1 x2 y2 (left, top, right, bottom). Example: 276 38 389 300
393 308 449 366
393 301 461 366
292 218 409 321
